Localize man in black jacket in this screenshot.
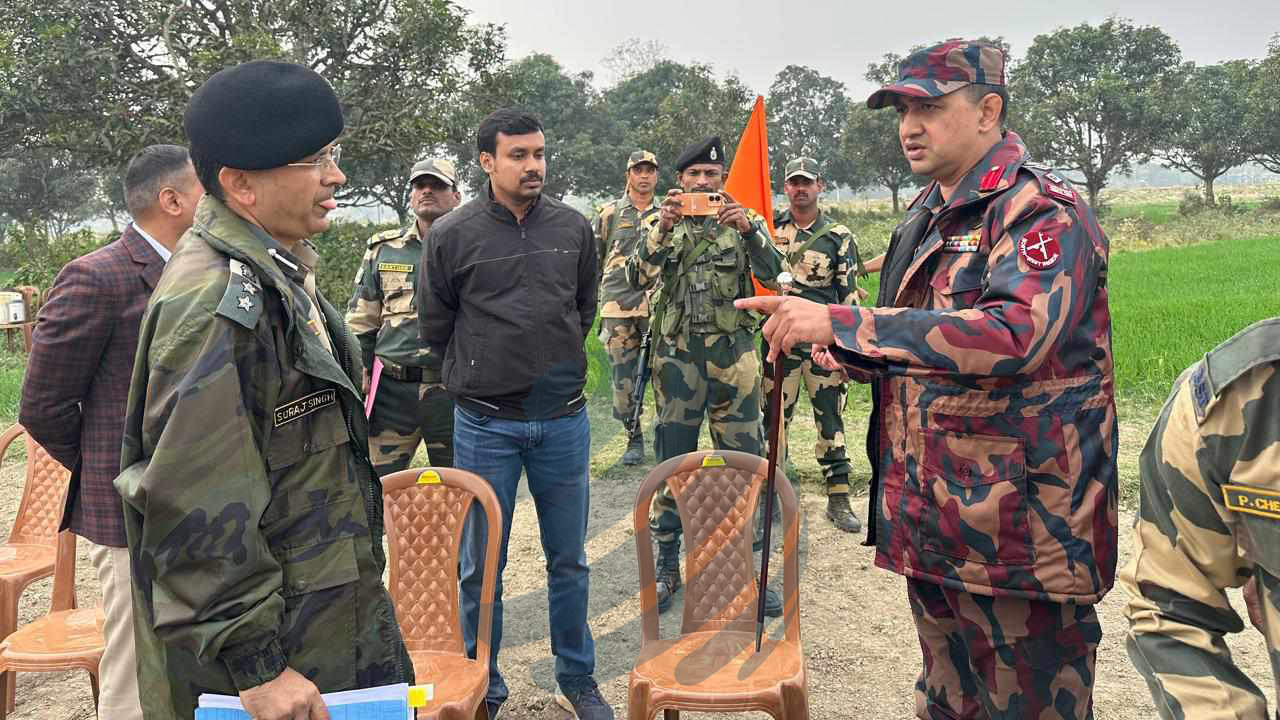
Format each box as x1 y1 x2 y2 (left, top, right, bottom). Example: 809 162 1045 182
419 108 610 720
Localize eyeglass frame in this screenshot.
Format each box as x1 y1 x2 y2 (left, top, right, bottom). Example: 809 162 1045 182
286 144 342 170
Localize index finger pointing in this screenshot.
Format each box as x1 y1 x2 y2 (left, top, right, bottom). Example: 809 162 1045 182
734 296 784 314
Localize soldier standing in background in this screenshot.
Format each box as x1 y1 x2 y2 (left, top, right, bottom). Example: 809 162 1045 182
625 136 785 616
347 157 461 473
593 150 661 465
739 40 1117 719
766 156 863 534
1122 318 1280 719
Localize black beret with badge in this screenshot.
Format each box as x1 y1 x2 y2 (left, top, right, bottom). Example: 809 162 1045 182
183 59 344 170
674 136 725 172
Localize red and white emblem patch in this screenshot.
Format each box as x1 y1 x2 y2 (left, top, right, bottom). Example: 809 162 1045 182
1019 232 1061 270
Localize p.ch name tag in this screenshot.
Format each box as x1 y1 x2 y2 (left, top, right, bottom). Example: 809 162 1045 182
1222 484 1280 520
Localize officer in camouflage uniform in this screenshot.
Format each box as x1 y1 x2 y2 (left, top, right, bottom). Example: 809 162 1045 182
625 136 785 616
593 149 660 465
347 157 461 474
741 41 1117 719
765 156 864 533
114 61 411 720
1121 317 1280 719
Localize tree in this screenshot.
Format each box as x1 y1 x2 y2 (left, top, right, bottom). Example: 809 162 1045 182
1154 60 1257 205
0 0 506 223
599 61 754 194
1011 19 1183 207
1250 36 1280 174
600 38 668 86
766 66 851 186
443 54 610 199
0 151 102 238
841 106 915 212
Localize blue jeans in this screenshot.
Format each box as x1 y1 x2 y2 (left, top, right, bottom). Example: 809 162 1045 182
455 405 596 708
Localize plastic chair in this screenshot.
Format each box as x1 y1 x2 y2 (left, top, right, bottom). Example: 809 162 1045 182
0 425 73 711
628 450 808 720
382 467 502 720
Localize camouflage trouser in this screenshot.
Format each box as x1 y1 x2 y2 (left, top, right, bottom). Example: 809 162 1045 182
600 316 650 426
907 578 1100 720
368 374 454 475
761 340 851 491
649 328 763 542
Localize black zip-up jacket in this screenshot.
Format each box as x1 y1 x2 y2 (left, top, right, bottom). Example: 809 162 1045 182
419 184 598 420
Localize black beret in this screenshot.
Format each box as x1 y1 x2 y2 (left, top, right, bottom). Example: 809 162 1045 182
674 136 725 172
184 60 344 170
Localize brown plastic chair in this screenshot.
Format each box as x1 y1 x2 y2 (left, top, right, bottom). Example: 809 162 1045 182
0 529 103 719
628 450 808 720
0 424 73 711
382 467 502 720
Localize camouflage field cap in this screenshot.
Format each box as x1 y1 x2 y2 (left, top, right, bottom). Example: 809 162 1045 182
784 157 820 181
627 149 659 170
866 39 1007 109
408 157 457 187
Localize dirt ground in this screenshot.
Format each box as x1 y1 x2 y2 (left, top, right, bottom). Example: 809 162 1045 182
0 392 1274 719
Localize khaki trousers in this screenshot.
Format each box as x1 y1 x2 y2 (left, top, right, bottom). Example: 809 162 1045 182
87 542 142 720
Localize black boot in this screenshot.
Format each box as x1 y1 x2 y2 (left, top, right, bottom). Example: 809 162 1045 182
621 432 644 466
826 492 862 533
655 537 682 614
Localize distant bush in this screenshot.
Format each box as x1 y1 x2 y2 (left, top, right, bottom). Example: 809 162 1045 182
6 225 111 289
311 220 400 306
1178 190 1208 216
1260 197 1280 212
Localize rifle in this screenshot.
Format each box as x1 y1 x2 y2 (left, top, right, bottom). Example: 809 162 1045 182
624 328 653 438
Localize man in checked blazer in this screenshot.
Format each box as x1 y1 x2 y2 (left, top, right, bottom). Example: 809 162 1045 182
19 144 202 719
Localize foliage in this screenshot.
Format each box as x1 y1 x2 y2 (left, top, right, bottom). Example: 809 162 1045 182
766 66 851 186
599 38 667 86
0 151 103 238
1154 61 1257 205
4 225 110 289
1012 18 1183 207
0 0 506 224
1249 36 1280 174
309 220 397 307
841 106 916 213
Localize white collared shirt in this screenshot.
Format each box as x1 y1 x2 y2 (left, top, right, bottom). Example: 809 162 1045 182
132 223 172 263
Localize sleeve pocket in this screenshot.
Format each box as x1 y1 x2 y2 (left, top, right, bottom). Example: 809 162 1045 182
280 536 360 597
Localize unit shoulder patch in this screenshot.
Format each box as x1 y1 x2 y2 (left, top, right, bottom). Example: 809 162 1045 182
1019 231 1061 270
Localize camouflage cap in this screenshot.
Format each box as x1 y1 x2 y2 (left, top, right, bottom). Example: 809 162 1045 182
784 157 820 181
866 39 1007 109
408 157 457 187
627 150 658 170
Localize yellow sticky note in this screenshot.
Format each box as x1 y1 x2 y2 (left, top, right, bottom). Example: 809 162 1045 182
408 684 434 706
417 470 441 485
701 455 725 467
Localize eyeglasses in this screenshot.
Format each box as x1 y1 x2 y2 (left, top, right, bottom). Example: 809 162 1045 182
287 145 342 170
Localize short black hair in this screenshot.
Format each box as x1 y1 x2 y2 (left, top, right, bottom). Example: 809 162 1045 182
123 144 194 216
190 144 226 202
476 108 543 156
963 83 1009 126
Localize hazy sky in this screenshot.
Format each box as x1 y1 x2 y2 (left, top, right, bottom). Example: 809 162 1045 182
461 0 1279 99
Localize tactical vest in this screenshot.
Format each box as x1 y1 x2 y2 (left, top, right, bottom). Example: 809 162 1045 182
654 219 755 337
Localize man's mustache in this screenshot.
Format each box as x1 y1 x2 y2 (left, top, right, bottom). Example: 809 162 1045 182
522 173 543 182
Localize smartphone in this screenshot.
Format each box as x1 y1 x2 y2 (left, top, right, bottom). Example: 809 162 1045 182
678 192 725 216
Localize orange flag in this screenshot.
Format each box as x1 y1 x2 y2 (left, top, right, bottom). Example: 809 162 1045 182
725 95 777 296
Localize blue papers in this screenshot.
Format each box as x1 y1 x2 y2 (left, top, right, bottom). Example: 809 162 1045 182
195 682 412 720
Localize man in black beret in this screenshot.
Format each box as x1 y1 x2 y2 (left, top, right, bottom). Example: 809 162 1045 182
115 59 413 720
625 135 787 616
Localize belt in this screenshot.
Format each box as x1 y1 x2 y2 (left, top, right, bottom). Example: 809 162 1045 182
379 359 426 383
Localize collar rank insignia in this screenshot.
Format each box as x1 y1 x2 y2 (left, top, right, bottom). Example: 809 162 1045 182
978 165 1003 192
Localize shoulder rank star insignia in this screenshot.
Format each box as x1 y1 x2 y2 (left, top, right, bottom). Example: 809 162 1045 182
237 295 255 311
242 281 258 296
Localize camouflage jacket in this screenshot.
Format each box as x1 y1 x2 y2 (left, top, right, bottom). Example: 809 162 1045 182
593 194 659 318
345 223 437 373
116 197 411 719
1121 317 1280 719
831 131 1118 604
772 208 862 306
625 207 784 338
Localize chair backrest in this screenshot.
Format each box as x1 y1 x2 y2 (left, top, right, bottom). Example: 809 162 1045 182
633 450 800 644
0 425 72 547
381 467 502 666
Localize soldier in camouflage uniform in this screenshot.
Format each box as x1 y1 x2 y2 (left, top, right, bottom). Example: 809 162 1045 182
593 149 661 465
765 156 864 533
114 61 411 720
347 157 461 474
740 40 1117 719
1121 317 1280 719
625 136 786 616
